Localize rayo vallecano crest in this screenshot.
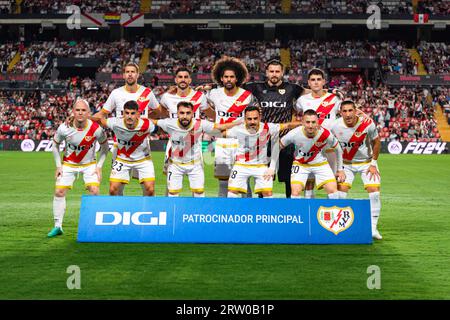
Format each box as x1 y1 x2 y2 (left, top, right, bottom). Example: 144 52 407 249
278 89 286 95
85 136 93 142
138 96 148 102
317 206 354 235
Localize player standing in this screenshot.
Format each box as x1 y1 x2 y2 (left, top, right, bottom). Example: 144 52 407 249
242 59 307 198
152 101 241 197
331 100 383 240
278 109 345 198
225 106 301 198
207 56 257 197
48 99 109 237
295 68 342 199
91 101 157 196
159 67 214 120
94 62 160 195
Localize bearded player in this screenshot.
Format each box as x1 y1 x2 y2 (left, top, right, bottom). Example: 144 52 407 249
207 56 257 197
331 100 382 240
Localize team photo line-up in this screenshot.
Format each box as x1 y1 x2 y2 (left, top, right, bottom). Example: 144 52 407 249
48 56 382 241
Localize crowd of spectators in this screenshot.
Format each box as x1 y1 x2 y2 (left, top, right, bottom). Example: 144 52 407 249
0 76 443 143
8 39 145 74
291 0 412 14
288 40 416 75
4 0 450 15
15 0 140 14
417 41 450 74
150 0 281 15
335 77 441 142
147 40 280 74
4 39 450 77
433 86 450 125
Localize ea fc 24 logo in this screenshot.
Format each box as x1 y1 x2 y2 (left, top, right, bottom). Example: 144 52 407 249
317 206 354 235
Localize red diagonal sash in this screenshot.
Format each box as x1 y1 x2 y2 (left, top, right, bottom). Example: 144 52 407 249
343 119 373 161
189 90 204 113
136 87 153 113
220 90 252 124
117 119 150 158
63 122 99 163
172 119 203 159
315 94 336 125
295 129 330 164
236 123 271 162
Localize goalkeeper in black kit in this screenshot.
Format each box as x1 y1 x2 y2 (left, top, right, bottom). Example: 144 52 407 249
243 59 343 198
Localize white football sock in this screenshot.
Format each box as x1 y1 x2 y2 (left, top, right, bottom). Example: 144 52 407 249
338 191 348 199
369 192 381 231
227 191 239 198
263 195 273 198
291 195 302 199
168 193 179 197
193 192 205 197
328 192 340 199
218 180 228 197
53 196 66 228
304 189 315 199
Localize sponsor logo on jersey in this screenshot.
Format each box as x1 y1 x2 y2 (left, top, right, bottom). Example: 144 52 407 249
260 101 287 108
314 141 327 148
317 206 354 235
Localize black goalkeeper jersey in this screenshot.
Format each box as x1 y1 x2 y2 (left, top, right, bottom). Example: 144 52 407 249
243 81 305 124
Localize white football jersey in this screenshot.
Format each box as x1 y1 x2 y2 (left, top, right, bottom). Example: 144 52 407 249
157 118 216 164
160 88 208 119
54 119 107 165
226 122 280 165
281 126 339 165
295 92 341 130
106 117 155 162
102 85 159 118
207 87 256 124
331 117 379 163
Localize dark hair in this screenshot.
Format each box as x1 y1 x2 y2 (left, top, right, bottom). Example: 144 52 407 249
307 68 325 80
244 105 260 115
211 56 248 87
265 59 284 70
303 109 318 117
177 101 194 110
123 100 139 111
175 67 191 76
340 100 356 109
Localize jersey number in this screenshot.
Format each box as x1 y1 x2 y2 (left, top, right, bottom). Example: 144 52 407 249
112 161 123 172
291 165 300 174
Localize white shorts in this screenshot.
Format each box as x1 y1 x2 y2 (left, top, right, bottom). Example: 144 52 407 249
228 163 272 194
56 162 99 189
167 161 204 194
214 137 238 179
291 161 336 190
110 157 155 184
341 161 381 189
306 151 337 184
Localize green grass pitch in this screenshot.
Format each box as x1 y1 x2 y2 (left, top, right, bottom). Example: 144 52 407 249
0 151 449 299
